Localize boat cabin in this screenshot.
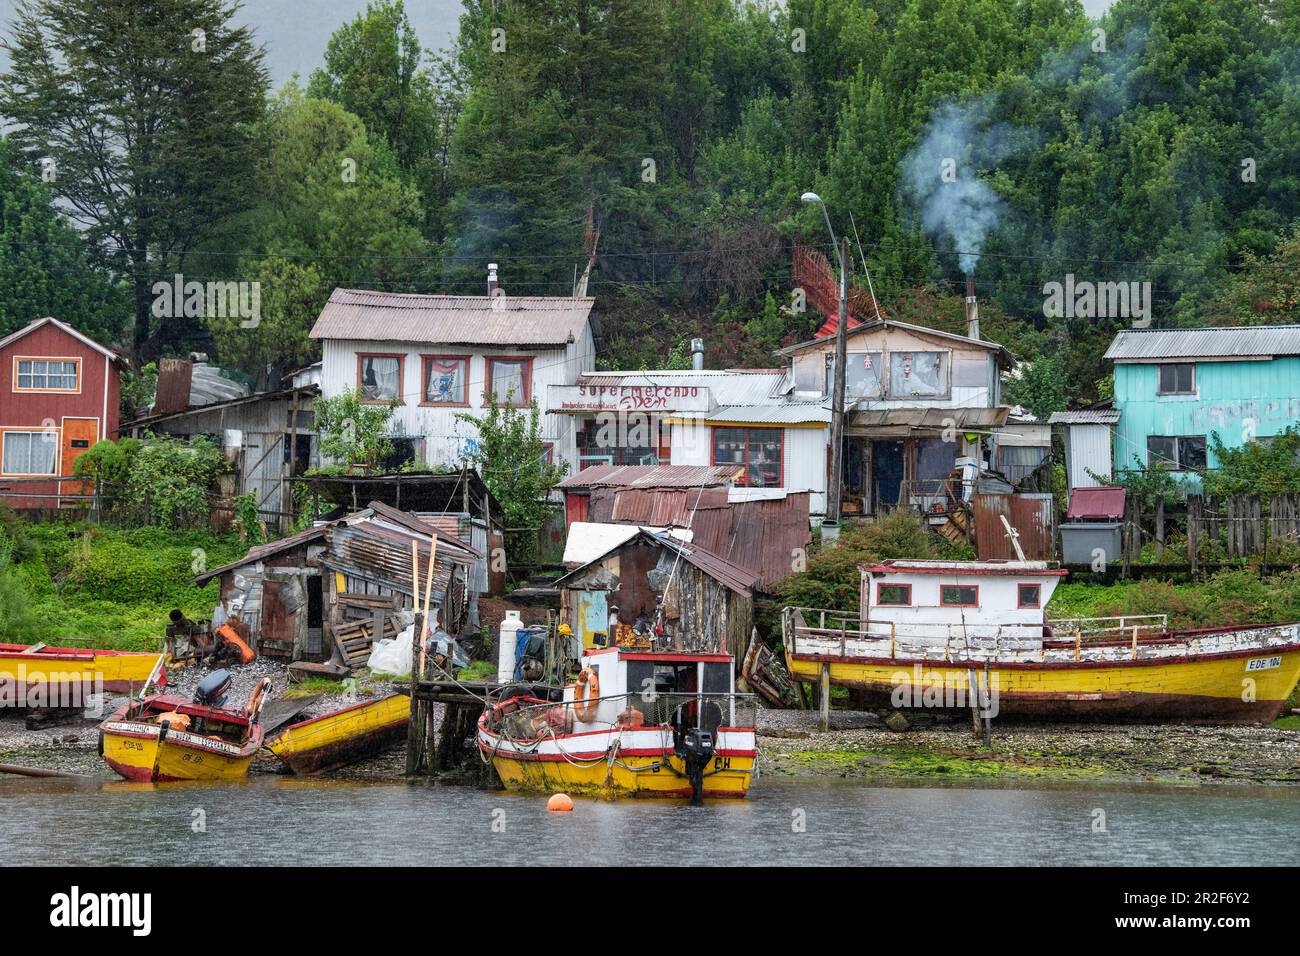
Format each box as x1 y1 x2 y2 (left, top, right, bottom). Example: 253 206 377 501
861 559 1068 644
566 646 739 733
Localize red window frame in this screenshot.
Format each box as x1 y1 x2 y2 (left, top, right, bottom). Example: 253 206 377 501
939 584 979 607
710 426 785 487
420 354 470 407
484 356 533 407
356 352 405 404
1017 583 1041 609
875 582 912 606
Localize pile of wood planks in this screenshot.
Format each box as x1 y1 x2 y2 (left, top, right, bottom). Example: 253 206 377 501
739 631 802 708
333 593 401 669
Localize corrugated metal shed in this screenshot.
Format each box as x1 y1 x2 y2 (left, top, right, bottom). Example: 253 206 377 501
309 288 595 347
1105 325 1300 361
689 493 812 590
1048 409 1120 424
194 523 332 585
577 369 787 406
609 486 730 525
554 528 760 597
558 464 741 490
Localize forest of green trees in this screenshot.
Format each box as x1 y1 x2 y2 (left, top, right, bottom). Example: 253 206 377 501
2 0 1299 413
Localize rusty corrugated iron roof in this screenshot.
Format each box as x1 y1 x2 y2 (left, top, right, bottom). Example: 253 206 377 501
688 493 811 591
194 523 333 585
557 464 741 490
609 486 731 526
554 528 759 597
309 288 594 347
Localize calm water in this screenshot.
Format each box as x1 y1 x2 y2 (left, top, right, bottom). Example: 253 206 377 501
2 775 1297 866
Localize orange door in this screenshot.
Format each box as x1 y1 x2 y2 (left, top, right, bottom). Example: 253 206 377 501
60 418 99 503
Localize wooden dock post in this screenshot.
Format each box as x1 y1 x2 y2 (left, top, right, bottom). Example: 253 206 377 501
818 663 830 732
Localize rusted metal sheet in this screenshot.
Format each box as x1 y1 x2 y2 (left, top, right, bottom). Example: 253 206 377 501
1011 493 1055 561
557 464 740 490
609 487 730 526
974 492 1054 560
690 493 811 591
153 358 193 414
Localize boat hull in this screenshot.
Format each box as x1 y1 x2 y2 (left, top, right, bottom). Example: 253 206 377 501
786 644 1300 723
267 693 411 774
0 644 165 705
477 721 756 798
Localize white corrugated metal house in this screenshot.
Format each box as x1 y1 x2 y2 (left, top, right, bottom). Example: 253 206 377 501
1048 408 1118 492
309 271 597 473
547 368 833 513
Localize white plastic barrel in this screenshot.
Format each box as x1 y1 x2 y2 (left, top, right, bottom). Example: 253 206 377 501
498 611 523 683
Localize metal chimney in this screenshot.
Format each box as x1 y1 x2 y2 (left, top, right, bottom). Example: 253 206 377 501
690 338 705 371
965 275 980 341
487 263 500 296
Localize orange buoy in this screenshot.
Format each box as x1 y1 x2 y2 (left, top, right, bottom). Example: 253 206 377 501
547 793 574 813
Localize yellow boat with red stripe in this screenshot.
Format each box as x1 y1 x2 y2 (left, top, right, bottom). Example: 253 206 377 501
0 642 166 707
478 646 757 800
267 692 410 774
784 559 1300 723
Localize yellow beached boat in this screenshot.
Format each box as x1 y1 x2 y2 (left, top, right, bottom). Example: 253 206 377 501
478 646 757 801
0 642 166 708
267 693 411 774
784 559 1300 723
99 670 271 782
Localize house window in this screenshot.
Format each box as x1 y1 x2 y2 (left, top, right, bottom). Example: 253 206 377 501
940 584 979 607
876 583 912 606
826 352 884 401
1147 435 1206 471
1017 583 1042 609
1 430 58 476
1157 363 1195 395
422 355 468 405
15 358 79 392
486 357 532 406
889 351 949 398
712 427 783 487
577 418 658 467
357 353 403 402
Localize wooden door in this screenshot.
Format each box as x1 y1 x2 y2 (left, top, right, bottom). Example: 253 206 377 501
59 418 99 504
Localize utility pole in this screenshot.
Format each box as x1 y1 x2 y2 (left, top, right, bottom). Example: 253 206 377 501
828 236 849 524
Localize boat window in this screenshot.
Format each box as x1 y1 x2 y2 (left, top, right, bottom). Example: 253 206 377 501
1018 583 1041 608
702 662 730 695
877 583 912 606
625 660 655 704
940 584 979 607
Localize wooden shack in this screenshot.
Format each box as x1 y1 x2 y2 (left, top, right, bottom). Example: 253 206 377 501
554 530 757 659
193 501 479 668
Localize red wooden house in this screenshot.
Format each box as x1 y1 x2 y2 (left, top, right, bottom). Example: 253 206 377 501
0 317 123 510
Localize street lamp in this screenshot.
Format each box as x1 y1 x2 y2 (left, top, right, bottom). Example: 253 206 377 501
802 191 849 528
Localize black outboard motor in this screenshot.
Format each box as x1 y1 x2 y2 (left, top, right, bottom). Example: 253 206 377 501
675 727 716 805
193 669 233 707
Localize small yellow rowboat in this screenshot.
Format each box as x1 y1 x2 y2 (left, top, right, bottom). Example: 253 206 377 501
0 642 165 707
266 693 411 774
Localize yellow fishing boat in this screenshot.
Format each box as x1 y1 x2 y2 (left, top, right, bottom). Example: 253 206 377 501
0 642 166 707
478 646 757 801
99 669 272 782
267 692 410 774
784 559 1300 723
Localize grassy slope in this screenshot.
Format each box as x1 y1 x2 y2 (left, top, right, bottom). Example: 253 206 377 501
11 523 248 651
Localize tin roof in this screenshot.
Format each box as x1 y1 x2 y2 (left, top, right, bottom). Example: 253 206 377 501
849 407 1009 428
707 403 830 425
557 464 741 490
309 288 595 348
1048 409 1120 425
689 493 812 590
1065 486 1126 520
194 523 333 585
1104 325 1300 361
0 316 123 362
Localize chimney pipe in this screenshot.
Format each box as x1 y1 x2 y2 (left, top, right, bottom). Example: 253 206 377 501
690 338 705 371
487 262 500 297
965 275 980 341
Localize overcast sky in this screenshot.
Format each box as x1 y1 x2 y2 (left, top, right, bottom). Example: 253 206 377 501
0 0 1116 88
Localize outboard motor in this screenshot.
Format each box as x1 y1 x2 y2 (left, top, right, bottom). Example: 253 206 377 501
675 727 716 805
193 669 233 707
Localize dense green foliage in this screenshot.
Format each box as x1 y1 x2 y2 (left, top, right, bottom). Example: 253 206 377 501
0 522 245 649
73 436 227 530
1206 427 1300 497
314 388 400 470
777 511 973 611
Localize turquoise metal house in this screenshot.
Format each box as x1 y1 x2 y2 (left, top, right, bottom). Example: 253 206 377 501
1106 325 1300 485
